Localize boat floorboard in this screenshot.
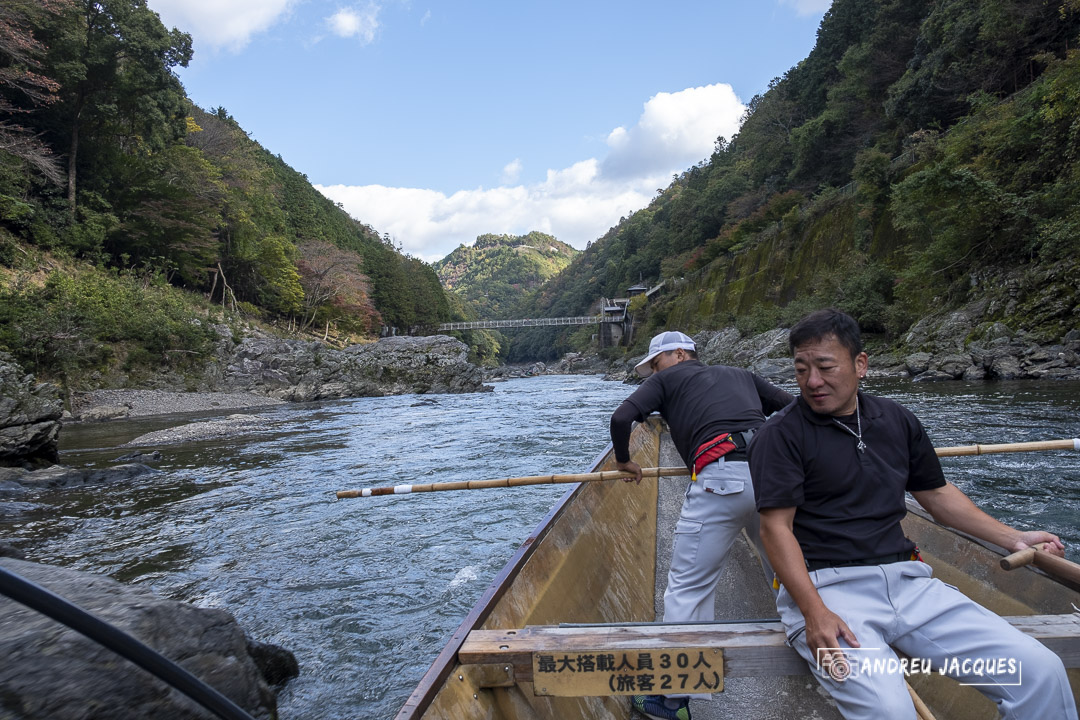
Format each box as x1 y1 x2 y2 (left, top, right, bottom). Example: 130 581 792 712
650 433 844 720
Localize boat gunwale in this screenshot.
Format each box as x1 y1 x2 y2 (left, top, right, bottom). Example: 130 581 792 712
394 442 616 719
904 499 1080 593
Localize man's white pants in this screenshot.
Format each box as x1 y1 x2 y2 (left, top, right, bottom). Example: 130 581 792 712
777 560 1078 720
662 457 774 623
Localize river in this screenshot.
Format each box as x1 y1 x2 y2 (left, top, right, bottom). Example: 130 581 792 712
3 374 1079 719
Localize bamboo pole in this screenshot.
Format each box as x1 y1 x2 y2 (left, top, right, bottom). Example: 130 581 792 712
335 438 1079 499
335 467 689 498
935 438 1079 457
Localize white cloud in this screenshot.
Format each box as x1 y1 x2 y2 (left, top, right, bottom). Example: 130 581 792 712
317 167 659 263
317 82 746 263
778 0 833 16
327 4 381 43
501 159 523 185
600 83 745 180
148 0 297 52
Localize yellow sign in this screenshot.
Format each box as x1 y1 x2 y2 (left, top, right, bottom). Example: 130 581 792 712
532 648 723 697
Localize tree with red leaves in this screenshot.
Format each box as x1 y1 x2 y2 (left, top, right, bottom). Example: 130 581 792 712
0 0 70 184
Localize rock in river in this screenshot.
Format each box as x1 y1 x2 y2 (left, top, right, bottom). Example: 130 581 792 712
0 353 62 468
0 557 297 719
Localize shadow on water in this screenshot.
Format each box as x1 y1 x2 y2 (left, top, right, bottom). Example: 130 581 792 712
2 375 1078 719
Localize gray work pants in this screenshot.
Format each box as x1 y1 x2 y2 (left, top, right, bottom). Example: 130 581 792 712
661 458 774 701
777 561 1078 720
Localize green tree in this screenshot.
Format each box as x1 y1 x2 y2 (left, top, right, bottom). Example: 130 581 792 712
107 142 223 284
41 0 192 216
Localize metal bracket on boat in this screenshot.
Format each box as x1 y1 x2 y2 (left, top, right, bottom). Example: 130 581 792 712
460 663 516 689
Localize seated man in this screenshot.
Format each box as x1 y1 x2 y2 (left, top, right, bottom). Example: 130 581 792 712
748 308 1077 720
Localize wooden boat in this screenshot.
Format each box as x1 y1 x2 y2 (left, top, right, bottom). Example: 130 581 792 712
396 418 1080 719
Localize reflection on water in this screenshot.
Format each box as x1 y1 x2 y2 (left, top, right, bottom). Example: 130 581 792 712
2 375 1078 719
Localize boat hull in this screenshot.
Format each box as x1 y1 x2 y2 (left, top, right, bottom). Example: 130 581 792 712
401 419 1080 719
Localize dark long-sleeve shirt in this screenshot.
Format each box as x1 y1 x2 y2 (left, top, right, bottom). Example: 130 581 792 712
610 360 793 467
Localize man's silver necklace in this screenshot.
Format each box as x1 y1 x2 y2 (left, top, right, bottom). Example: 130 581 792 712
833 401 866 453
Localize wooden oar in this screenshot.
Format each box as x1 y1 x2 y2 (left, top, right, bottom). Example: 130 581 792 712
336 438 1079 499
335 467 689 498
935 438 1079 457
999 543 1080 585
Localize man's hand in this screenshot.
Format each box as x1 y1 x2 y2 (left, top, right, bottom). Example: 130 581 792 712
1011 530 1065 557
804 605 860 680
616 460 642 483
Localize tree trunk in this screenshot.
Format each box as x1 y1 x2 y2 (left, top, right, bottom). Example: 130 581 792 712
207 268 219 303
217 262 236 311
66 115 79 217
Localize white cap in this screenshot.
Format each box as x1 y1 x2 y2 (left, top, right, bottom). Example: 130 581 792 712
634 331 696 378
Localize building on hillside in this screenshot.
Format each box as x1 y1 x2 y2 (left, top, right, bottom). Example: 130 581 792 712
598 298 627 348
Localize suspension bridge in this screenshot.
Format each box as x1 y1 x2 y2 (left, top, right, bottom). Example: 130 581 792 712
434 315 606 331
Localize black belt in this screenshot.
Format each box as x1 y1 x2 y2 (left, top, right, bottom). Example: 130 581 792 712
724 430 751 462
805 550 914 572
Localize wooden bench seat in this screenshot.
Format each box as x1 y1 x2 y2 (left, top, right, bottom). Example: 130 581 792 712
459 614 1080 689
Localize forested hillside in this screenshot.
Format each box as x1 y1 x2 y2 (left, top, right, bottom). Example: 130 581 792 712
521 0 1080 360
0 0 453 387
434 232 578 319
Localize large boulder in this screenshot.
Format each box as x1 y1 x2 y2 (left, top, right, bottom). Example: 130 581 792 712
217 334 489 401
903 302 985 355
0 353 62 468
697 328 793 381
0 557 296 719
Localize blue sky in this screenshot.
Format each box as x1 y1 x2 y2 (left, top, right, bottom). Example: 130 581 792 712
149 0 832 261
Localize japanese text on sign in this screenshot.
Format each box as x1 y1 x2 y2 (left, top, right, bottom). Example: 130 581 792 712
532 648 723 697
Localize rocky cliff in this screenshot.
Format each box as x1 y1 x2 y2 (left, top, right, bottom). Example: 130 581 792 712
211 334 489 401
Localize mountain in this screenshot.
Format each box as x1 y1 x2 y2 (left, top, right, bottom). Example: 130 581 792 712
515 0 1080 361
433 232 578 319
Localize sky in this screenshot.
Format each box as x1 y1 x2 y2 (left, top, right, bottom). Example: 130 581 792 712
148 0 833 262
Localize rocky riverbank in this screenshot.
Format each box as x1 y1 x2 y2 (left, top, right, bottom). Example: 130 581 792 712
206 333 489 401
69 389 286 421
482 352 610 381
0 352 62 467
66 333 490 423
0 555 297 719
685 305 1080 383
499 304 1080 385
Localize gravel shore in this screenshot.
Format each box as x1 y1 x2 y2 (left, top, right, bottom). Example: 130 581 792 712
70 389 286 421
121 413 276 446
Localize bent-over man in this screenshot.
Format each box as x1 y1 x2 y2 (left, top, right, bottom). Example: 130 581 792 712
748 308 1077 720
610 330 793 720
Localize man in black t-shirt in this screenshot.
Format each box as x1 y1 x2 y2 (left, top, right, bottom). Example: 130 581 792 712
749 309 1076 720
610 330 792 720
